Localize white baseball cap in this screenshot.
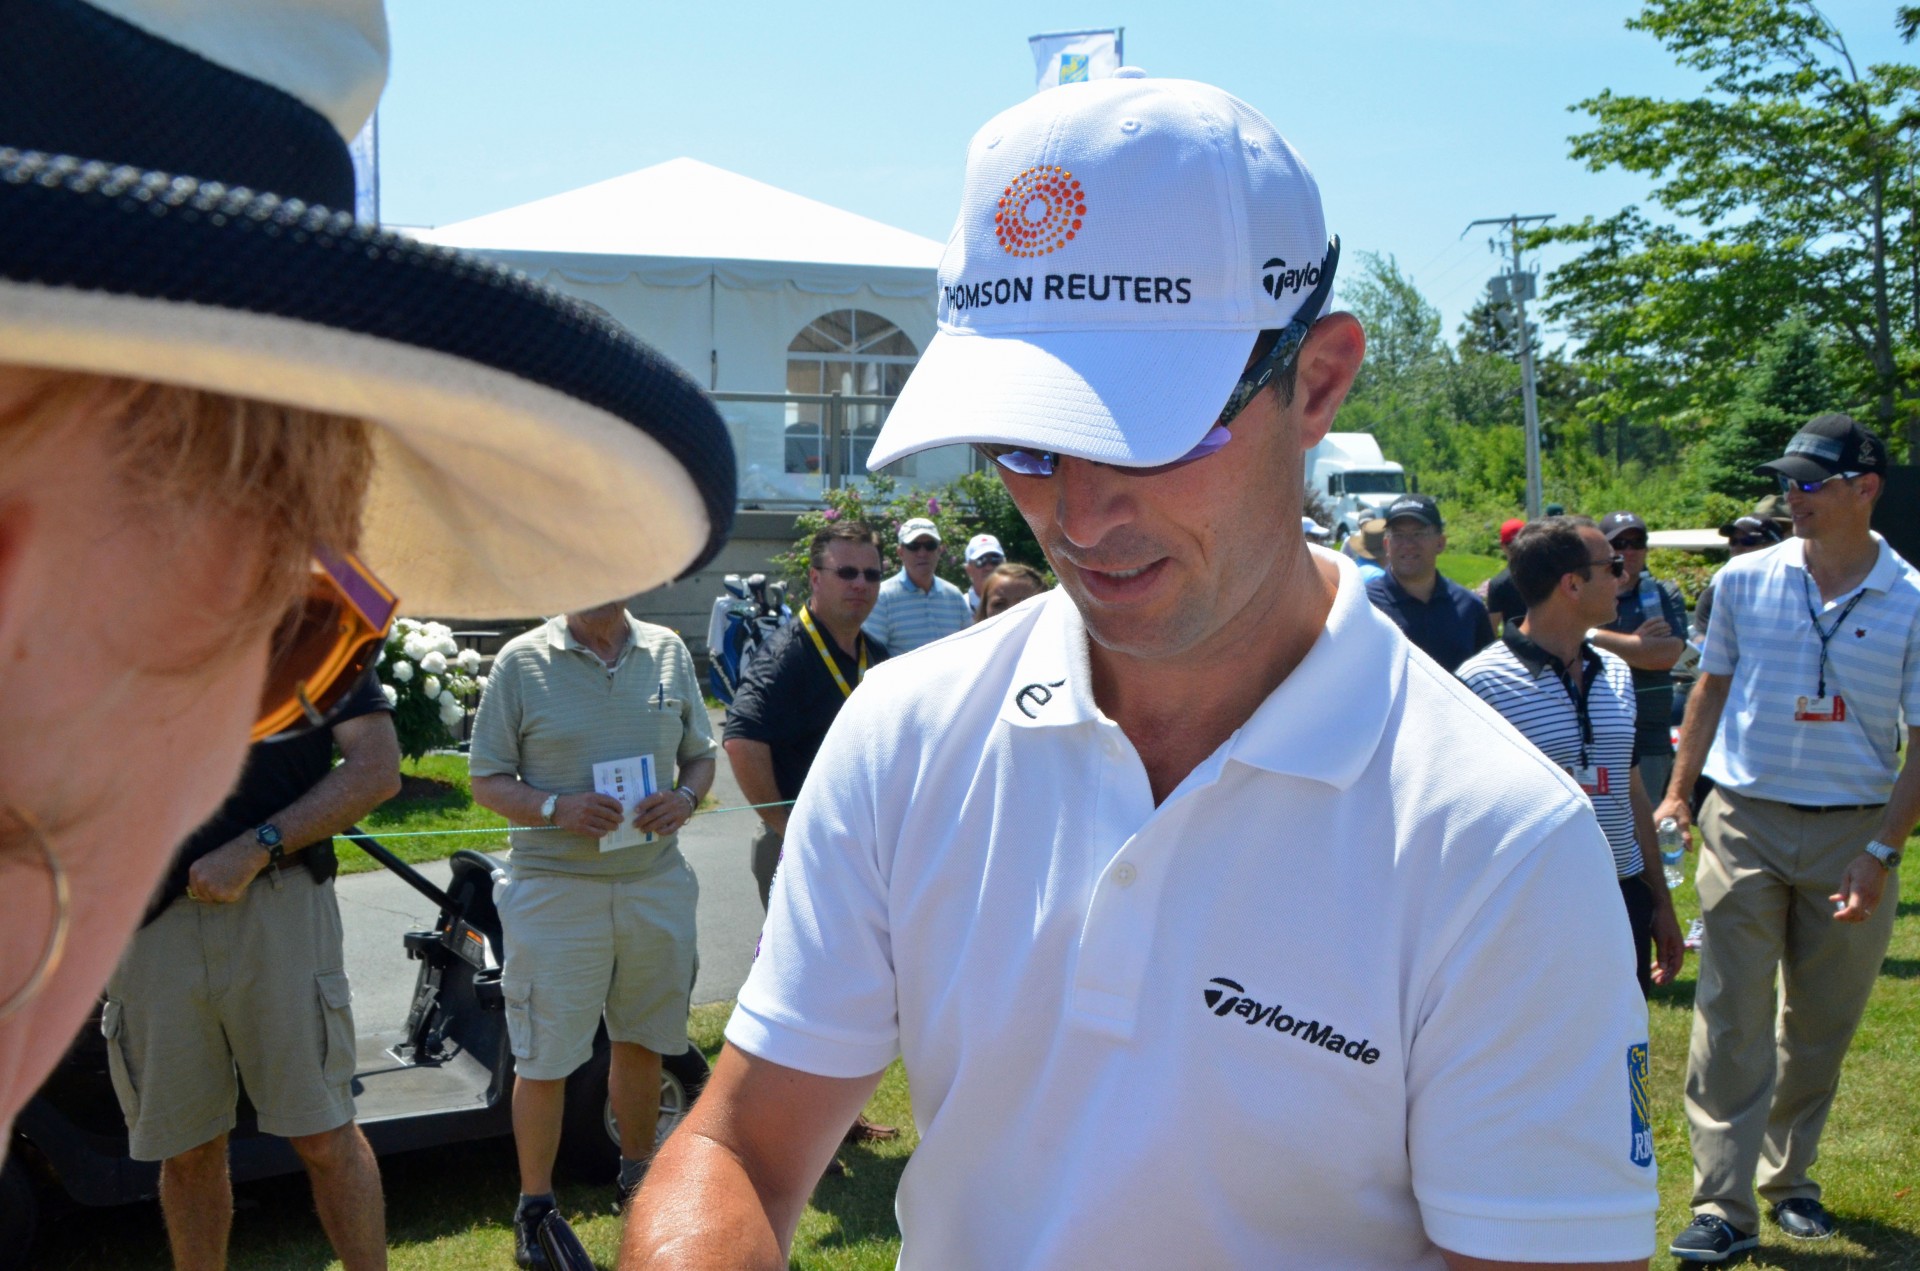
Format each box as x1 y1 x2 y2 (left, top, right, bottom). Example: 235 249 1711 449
965 533 1006 563
898 517 942 545
868 70 1333 471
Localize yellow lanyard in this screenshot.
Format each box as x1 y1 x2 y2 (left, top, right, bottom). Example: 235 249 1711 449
798 605 867 699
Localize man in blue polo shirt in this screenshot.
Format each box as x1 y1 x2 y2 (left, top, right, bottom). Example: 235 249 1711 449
863 517 972 654
1366 494 1494 673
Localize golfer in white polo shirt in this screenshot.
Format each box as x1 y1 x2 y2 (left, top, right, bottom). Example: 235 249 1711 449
625 73 1656 1271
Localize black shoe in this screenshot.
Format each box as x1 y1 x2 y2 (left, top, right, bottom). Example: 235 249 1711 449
614 1171 643 1215
1670 1214 1759 1262
514 1202 555 1270
1771 1197 1837 1240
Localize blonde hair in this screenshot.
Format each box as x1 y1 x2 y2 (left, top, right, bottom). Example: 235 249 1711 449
1 369 374 641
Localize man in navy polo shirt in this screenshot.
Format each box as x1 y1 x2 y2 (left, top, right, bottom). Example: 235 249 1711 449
1366 494 1494 673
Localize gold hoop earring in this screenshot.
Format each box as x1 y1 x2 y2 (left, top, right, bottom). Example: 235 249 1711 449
0 805 72 1022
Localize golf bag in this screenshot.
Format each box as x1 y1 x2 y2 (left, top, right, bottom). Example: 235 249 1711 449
706 573 790 705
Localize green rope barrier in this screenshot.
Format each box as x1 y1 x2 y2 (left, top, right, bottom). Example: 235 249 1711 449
339 799 797 841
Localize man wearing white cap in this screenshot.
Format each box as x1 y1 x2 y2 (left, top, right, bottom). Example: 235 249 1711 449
962 533 1007 615
861 517 972 654
627 72 1653 1271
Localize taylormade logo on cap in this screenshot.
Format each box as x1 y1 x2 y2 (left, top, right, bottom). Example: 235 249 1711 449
936 72 1325 333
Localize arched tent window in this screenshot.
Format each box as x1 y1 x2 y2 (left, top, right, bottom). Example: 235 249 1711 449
785 310 918 476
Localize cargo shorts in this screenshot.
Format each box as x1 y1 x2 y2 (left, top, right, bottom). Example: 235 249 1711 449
497 856 698 1081
103 872 357 1162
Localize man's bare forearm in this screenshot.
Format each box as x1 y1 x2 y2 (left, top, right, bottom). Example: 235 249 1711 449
1590 629 1682 671
723 740 789 834
1665 673 1729 804
471 772 553 824
270 715 402 855
1872 727 1920 847
620 1131 789 1270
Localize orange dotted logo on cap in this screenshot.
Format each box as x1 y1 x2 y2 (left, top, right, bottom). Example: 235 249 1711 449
994 165 1087 257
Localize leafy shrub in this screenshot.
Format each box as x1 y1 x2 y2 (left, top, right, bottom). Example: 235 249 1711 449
376 618 484 761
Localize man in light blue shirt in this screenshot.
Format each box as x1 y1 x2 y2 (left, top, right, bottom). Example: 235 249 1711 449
863 517 972 653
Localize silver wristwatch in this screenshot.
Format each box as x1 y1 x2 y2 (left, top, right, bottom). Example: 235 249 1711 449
539 793 560 825
1865 839 1903 870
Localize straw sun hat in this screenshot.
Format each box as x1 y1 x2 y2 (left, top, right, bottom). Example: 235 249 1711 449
0 0 735 617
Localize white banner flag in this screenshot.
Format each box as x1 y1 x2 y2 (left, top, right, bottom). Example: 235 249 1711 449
348 113 379 225
1028 28 1123 94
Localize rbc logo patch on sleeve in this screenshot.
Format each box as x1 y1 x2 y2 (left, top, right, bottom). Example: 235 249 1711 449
1628 1043 1654 1167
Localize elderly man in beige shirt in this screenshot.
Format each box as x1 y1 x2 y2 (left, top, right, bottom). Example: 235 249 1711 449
470 600 717 1266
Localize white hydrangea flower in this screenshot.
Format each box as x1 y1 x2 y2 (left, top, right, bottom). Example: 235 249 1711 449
438 689 457 708
402 636 429 662
438 637 459 657
391 660 415 683
381 683 399 706
476 674 489 694
457 648 482 672
420 650 448 675
422 674 441 699
439 701 465 728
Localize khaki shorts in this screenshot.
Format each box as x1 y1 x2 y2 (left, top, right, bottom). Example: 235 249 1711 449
104 873 357 1162
498 857 698 1081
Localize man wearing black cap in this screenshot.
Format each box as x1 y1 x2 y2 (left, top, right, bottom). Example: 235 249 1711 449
1365 494 1495 673
1691 504 1788 642
1658 415 1920 1261
1592 511 1692 807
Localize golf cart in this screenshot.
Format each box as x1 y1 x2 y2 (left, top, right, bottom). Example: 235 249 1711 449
1 830 710 1269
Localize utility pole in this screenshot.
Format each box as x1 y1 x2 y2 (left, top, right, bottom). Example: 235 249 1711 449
1465 214 1554 519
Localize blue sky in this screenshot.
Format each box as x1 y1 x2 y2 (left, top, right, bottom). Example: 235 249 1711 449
380 1 1914 344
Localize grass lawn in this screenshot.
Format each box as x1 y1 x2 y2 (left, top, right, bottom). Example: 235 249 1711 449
336 756 721 877
1438 550 1504 591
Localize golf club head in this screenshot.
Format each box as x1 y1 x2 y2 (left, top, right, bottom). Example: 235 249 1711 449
767 580 788 614
723 573 748 600
535 1209 594 1271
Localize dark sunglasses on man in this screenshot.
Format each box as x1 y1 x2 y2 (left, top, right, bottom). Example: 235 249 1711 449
830 566 885 583
1611 535 1649 552
253 545 400 742
975 237 1341 479
973 553 1005 569
1585 553 1628 580
902 540 941 553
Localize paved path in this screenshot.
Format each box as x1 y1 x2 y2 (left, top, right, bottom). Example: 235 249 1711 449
336 712 769 1034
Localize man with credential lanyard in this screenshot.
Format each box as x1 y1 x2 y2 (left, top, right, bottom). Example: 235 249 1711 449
627 72 1656 1271
723 520 891 911
1460 518 1685 1000
1657 415 1920 1262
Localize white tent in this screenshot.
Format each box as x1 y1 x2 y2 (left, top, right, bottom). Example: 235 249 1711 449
414 158 954 502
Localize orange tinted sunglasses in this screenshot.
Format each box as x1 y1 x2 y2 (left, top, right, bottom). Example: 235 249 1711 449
253 545 399 742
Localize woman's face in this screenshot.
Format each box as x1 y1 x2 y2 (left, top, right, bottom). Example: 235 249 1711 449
0 385 274 1136
983 576 1046 618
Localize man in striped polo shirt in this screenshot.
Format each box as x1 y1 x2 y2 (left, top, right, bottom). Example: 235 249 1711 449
1460 517 1685 999
863 518 972 654
1658 415 1920 1262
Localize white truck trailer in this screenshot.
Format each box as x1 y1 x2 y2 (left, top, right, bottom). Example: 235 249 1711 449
1305 432 1408 540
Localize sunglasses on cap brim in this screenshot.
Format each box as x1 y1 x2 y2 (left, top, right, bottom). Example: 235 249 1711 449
253 546 399 743
975 237 1342 480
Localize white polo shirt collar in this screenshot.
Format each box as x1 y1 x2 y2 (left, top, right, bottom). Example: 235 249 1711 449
1784 533 1903 599
999 551 1396 789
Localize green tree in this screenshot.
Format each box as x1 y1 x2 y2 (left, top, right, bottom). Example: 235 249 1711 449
1339 251 1445 397
1536 0 1920 456
1695 314 1843 496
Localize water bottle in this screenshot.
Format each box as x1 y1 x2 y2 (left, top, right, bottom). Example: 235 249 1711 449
1658 817 1685 891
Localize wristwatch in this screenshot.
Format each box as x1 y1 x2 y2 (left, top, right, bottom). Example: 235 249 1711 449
254 823 285 870
1865 839 1903 870
539 793 560 825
